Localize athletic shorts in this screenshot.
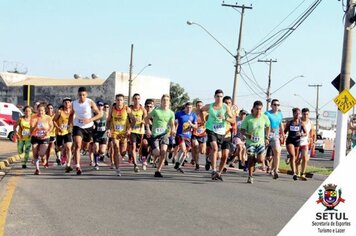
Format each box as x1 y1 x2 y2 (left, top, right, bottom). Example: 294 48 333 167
31 136 50 145
49 136 56 142
268 135 280 149
111 132 128 143
206 129 224 150
73 126 93 143
191 135 207 144
93 131 107 145
232 136 244 145
150 133 170 150
130 133 143 144
222 139 234 153
56 133 73 146
176 135 192 150
246 144 265 156
286 137 301 147
266 145 273 157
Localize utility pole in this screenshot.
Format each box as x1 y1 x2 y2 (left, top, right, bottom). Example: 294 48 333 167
334 0 355 169
222 3 252 106
258 59 277 110
128 44 134 106
308 84 322 136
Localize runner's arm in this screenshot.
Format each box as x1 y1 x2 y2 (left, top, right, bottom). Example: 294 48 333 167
200 104 209 112
90 101 102 122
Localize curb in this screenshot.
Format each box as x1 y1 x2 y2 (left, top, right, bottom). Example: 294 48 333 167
0 153 22 171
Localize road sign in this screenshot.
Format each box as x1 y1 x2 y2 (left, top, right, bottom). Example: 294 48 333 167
331 74 355 91
333 89 356 114
322 110 337 118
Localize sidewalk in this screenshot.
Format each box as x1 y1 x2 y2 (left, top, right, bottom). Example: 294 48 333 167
0 139 17 173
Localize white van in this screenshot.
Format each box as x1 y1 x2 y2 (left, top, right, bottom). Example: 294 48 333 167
0 102 23 126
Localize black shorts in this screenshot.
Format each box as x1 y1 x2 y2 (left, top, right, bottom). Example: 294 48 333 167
222 139 234 153
56 133 73 146
206 129 224 150
191 135 207 144
130 133 143 144
286 137 301 147
73 126 93 143
93 131 107 145
266 145 273 157
49 136 56 142
150 133 170 150
31 136 50 145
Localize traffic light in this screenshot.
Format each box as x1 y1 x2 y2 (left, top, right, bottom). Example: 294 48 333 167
23 85 35 102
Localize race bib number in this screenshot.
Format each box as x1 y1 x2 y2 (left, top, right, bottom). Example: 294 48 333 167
290 126 300 132
97 126 106 132
78 119 84 124
155 127 166 135
37 122 44 129
61 124 68 130
251 136 260 143
133 125 141 130
196 128 204 134
114 125 124 131
213 124 224 133
36 130 46 137
22 130 30 137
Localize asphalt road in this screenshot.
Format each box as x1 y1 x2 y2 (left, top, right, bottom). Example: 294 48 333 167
1 156 324 236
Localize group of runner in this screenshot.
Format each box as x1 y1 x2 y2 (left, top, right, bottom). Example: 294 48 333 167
14 87 317 183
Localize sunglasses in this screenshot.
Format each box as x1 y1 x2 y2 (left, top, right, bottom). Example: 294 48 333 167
273 104 280 106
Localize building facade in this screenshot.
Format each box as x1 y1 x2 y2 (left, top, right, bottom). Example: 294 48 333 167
0 72 170 107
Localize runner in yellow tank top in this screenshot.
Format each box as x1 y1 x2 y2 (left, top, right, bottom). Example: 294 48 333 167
106 94 136 176
45 104 57 167
129 93 147 172
14 106 32 168
54 97 74 172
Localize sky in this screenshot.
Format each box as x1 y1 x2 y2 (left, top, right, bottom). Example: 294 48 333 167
0 0 355 119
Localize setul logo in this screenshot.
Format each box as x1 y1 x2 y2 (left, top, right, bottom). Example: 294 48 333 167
316 184 345 211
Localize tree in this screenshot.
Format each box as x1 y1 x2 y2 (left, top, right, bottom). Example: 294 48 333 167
170 82 190 112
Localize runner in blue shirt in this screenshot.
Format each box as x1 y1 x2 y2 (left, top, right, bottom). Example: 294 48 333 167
174 102 197 173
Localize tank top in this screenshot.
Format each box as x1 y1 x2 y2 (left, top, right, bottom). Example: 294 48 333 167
300 120 312 146
111 106 129 135
192 112 207 137
94 111 107 133
48 114 56 137
31 114 51 139
73 98 94 128
205 103 227 135
57 110 71 136
18 117 31 141
287 119 302 139
131 105 145 134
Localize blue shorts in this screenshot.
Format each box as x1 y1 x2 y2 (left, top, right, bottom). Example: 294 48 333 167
246 144 265 157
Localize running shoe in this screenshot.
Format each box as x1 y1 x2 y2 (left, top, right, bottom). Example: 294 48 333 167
94 164 99 171
205 157 211 171
34 169 40 175
273 171 279 179
211 171 217 180
174 162 180 170
99 155 105 162
164 160 169 166
56 158 61 166
215 172 223 181
154 171 163 178
247 176 253 184
65 166 73 173
76 167 82 175
299 174 307 181
229 163 235 168
195 163 200 171
142 162 147 171
190 159 195 165
44 163 49 169
22 164 27 169
89 161 94 167
134 165 139 173
116 169 121 176
177 167 184 174
293 174 298 181
285 155 290 164
110 163 115 169
222 167 227 173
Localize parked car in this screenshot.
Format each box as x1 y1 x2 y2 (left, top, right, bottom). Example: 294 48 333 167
315 134 325 153
0 118 15 141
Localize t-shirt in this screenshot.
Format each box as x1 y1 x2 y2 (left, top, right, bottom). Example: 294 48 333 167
265 110 283 135
175 111 197 139
150 108 175 137
241 114 270 146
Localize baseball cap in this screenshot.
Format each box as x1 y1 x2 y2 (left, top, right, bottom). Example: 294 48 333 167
97 101 104 106
63 97 72 102
240 109 248 114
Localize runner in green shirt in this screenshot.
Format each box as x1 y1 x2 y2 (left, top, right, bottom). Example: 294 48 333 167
241 100 270 184
145 94 175 178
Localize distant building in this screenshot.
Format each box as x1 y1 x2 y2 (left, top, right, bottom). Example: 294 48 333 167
0 72 170 107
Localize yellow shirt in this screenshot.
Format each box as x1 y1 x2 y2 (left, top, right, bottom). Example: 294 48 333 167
49 114 56 137
56 110 71 136
111 106 129 135
131 106 144 135
31 114 51 139
17 117 31 141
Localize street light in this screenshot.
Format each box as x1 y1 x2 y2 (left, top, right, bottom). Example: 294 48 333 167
187 18 244 105
132 64 152 81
